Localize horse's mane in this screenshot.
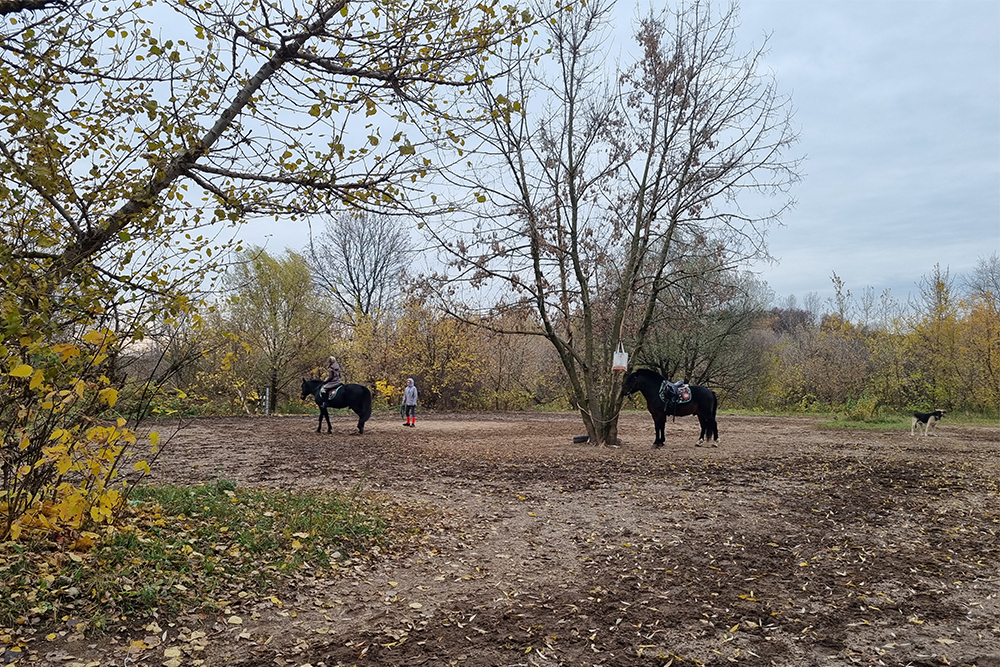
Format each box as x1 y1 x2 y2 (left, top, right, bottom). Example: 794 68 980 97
631 368 665 381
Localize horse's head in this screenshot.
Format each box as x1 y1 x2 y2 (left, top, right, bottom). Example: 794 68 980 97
620 372 639 398
621 368 665 399
300 378 313 400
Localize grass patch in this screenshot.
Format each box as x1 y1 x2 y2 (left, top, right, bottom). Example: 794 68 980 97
819 411 997 431
0 479 389 635
719 407 833 418
713 407 996 430
818 415 906 430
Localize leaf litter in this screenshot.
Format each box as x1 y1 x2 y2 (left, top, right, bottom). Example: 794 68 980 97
3 412 1000 666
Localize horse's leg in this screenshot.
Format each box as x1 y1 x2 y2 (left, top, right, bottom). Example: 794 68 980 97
324 407 333 433
697 411 718 447
352 407 364 434
653 414 665 448
315 407 323 433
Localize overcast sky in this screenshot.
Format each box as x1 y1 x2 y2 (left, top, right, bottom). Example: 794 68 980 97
733 0 1000 305
244 0 1000 308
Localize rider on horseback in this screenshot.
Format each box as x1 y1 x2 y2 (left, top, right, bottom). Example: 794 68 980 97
321 356 342 401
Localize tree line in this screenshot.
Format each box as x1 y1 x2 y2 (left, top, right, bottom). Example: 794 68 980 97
145 242 998 419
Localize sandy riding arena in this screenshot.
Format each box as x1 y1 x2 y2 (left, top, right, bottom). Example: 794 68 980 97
49 412 1000 666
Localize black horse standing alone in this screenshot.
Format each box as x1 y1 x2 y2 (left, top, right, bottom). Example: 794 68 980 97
301 378 372 434
621 368 719 448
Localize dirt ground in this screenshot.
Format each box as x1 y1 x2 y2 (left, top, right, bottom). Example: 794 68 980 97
35 410 1000 666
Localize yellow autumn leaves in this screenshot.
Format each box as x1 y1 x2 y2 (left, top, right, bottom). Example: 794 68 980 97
9 364 32 378
2 330 158 542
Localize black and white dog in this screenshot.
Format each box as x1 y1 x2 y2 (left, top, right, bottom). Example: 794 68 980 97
911 409 945 436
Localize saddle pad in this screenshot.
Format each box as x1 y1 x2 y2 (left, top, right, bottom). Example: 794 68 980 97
659 382 692 404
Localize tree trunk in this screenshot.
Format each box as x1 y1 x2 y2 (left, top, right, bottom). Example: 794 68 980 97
579 400 620 447
269 368 279 414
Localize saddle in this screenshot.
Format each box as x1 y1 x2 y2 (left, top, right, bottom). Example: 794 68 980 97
321 385 342 402
659 381 691 405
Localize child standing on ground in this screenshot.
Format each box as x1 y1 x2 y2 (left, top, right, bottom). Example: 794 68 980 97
402 378 418 427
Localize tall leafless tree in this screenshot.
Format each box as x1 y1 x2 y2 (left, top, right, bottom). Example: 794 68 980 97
307 213 413 326
964 252 1000 303
423 0 801 445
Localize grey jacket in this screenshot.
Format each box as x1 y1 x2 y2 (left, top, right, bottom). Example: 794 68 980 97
403 380 418 406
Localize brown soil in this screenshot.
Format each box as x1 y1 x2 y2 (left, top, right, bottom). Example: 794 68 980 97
34 412 1000 666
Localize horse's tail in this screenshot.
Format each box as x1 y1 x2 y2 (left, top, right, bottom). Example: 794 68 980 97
711 390 720 440
360 386 373 421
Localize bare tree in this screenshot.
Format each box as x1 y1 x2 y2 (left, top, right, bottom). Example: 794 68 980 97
307 213 412 325
639 265 773 396
423 0 800 445
965 252 1000 303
